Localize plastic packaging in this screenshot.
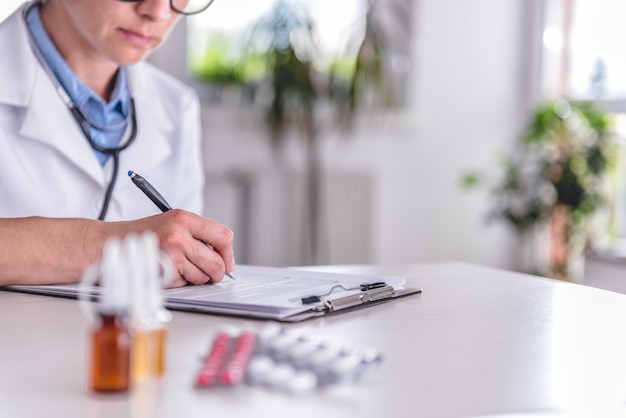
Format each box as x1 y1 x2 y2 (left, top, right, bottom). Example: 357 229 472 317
195 330 234 387
195 324 384 396
195 327 257 388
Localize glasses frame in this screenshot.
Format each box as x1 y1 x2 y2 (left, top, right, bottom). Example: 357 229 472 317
118 0 215 16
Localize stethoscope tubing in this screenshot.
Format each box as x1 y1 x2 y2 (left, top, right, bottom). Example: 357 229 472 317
22 0 138 220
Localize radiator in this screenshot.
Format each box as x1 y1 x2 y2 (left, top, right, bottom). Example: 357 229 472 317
205 169 374 267
318 171 374 265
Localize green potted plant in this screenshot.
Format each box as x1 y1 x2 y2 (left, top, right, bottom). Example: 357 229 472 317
463 99 620 281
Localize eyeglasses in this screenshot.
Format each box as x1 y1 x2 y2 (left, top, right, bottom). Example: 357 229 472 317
119 0 216 15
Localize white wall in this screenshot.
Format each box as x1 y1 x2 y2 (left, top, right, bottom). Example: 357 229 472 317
322 0 531 269
372 0 530 268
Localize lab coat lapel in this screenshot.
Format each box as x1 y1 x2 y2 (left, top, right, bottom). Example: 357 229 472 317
21 62 175 187
1 6 105 186
19 69 106 186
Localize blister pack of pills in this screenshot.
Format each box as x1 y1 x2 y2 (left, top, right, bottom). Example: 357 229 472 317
195 323 383 395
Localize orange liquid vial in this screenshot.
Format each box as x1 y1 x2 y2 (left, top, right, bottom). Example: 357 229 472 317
131 327 168 380
89 313 131 393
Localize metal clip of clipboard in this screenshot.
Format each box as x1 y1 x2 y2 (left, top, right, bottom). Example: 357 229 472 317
318 285 396 312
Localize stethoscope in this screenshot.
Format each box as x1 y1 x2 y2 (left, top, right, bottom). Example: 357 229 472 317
22 1 138 221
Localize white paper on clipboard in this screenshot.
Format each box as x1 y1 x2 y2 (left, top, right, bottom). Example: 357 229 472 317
4 265 422 322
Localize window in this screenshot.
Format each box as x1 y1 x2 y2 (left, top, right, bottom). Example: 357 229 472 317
542 0 626 106
187 0 368 85
185 0 412 107
540 0 626 240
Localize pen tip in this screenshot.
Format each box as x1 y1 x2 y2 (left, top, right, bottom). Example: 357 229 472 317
128 170 134 177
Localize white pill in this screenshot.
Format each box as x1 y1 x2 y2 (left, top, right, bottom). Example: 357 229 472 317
288 340 319 363
257 323 282 342
329 353 362 376
270 332 300 354
284 370 318 395
247 356 276 385
264 364 296 388
308 345 341 370
362 349 383 365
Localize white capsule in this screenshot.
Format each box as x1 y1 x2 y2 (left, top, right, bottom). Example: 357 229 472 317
255 323 282 353
269 332 300 358
361 349 383 365
307 345 341 371
247 356 275 385
329 353 362 376
287 339 320 366
284 370 318 395
264 363 296 389
257 323 282 342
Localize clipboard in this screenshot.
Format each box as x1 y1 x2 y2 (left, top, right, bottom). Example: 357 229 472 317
2 265 422 322
283 284 422 322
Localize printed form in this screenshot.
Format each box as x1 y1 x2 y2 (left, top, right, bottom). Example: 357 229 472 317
5 265 410 321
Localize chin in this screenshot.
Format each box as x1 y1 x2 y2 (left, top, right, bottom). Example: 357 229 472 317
115 51 151 66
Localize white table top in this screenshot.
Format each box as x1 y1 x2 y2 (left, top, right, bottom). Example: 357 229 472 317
2 262 626 418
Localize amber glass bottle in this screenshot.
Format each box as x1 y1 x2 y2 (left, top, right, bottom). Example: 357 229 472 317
89 312 131 393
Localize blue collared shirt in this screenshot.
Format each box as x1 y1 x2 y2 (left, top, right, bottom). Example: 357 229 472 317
25 6 130 166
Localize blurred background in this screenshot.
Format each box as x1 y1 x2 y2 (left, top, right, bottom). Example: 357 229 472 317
4 0 626 285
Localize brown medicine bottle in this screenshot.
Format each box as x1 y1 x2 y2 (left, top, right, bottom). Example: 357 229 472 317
89 311 131 393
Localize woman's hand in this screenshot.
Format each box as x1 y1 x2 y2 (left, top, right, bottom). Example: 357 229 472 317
110 209 235 287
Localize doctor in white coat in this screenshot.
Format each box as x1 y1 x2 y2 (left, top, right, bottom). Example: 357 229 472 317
0 0 235 287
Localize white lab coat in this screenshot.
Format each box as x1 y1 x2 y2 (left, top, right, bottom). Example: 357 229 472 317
0 5 204 221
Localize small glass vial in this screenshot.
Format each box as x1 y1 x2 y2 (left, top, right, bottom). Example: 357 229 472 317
89 311 131 393
131 309 171 380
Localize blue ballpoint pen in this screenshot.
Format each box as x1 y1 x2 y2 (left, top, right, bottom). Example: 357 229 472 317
128 170 235 280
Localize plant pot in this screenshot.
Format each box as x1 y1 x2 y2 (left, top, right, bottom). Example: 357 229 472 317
548 205 586 283
518 206 586 282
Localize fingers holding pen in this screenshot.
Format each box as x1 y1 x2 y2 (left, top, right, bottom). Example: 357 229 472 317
157 210 235 285
126 172 235 284
119 209 235 287
185 238 232 285
189 214 236 278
